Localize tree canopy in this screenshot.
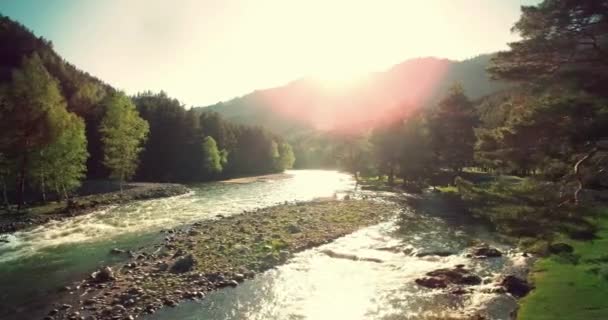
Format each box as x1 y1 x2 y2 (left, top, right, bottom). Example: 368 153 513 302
99 92 149 188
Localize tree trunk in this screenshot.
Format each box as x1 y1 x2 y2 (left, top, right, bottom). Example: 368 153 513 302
388 164 395 186
1 176 8 208
574 148 598 205
55 182 61 203
62 183 68 202
40 172 46 203
16 152 28 210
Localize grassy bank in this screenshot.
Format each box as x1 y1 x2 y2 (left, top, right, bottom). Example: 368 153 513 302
436 175 608 319
439 176 598 253
518 207 608 320
49 199 396 320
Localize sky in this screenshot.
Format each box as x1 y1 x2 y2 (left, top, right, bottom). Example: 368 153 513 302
0 0 541 107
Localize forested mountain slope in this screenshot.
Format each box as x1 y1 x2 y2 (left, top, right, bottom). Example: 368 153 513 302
202 54 507 135
0 16 114 178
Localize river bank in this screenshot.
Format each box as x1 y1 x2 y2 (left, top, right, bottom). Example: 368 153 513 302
44 199 397 320
430 175 608 319
517 206 608 320
0 183 190 235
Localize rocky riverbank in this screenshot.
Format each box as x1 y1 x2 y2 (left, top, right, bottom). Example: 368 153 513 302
43 199 397 320
0 183 190 235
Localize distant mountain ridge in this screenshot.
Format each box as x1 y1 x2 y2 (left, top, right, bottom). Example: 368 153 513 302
201 54 507 135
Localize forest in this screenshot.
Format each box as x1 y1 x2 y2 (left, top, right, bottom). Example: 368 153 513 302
0 17 295 207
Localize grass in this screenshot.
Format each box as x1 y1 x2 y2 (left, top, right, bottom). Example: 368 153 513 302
518 207 608 320
447 176 599 252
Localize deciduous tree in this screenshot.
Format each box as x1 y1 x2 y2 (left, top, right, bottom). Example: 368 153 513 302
99 92 149 189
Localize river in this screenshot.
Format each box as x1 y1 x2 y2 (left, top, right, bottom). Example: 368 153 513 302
0 170 526 320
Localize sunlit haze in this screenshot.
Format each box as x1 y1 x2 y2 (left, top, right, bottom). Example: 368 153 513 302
1 0 540 106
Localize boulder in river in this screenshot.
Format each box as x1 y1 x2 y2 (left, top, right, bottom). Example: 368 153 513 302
415 250 455 257
500 275 533 298
471 246 502 258
416 266 482 289
170 254 197 273
415 277 448 288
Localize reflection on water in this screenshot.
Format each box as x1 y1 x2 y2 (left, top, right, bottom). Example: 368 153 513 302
147 211 522 320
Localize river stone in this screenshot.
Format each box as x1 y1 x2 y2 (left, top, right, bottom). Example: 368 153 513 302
110 248 125 254
91 266 116 283
415 277 448 288
286 224 301 233
415 250 455 257
501 275 533 298
416 266 482 289
471 246 502 258
170 254 197 273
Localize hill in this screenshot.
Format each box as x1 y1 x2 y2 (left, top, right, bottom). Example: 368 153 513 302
201 55 507 135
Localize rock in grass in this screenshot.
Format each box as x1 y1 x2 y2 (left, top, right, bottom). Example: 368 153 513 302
548 242 574 255
500 275 533 298
170 254 197 273
286 224 301 233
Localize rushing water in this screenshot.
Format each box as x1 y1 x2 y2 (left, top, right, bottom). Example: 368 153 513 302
0 170 528 320
145 196 528 320
0 170 353 319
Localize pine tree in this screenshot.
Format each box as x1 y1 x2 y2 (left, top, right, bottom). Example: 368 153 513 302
428 83 478 174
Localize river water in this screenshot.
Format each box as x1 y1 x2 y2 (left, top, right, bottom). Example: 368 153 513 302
0 170 526 320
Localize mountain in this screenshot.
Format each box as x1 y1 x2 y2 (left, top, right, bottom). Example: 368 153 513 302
201 55 507 135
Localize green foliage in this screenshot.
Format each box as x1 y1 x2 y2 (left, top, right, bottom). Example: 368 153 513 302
371 121 403 184
0 53 66 153
428 83 478 173
0 53 72 205
99 92 149 186
399 113 434 188
29 112 88 200
336 134 373 180
132 92 296 182
489 0 608 96
276 142 295 170
201 136 223 175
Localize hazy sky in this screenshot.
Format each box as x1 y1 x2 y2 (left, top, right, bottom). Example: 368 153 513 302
1 0 541 106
